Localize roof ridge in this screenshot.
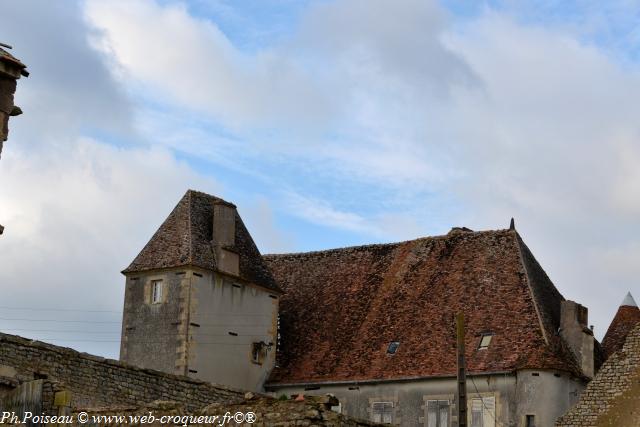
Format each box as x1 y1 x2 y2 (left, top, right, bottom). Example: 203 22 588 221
263 228 512 258
513 231 550 346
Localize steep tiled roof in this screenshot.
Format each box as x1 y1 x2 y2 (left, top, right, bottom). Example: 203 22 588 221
123 190 281 293
601 293 640 360
264 228 583 385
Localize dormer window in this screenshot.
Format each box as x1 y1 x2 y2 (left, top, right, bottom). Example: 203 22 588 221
151 280 163 304
387 341 400 355
478 333 493 349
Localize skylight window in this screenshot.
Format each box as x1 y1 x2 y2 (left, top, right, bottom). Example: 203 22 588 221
478 333 493 349
387 341 400 354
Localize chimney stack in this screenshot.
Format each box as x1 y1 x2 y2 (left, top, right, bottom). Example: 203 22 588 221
212 201 239 276
560 300 594 378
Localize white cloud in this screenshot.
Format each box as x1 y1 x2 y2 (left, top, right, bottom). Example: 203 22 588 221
0 137 218 358
4 0 640 348
84 0 334 129
0 0 220 358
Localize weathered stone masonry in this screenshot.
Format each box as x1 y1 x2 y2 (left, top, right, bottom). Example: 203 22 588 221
0 45 28 156
67 396 377 427
556 323 640 426
0 333 244 412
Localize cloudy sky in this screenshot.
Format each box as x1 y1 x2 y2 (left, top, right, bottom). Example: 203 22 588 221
1 0 639 359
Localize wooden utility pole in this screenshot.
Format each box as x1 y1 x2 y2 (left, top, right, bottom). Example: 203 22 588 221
456 313 467 427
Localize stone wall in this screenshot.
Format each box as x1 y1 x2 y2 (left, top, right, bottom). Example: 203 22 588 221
121 268 279 393
556 323 640 426
0 333 244 412
67 395 376 427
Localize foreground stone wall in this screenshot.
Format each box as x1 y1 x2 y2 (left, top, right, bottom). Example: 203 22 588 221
67 395 376 427
556 323 640 426
0 333 244 412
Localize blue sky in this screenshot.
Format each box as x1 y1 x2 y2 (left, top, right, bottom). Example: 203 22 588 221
1 0 640 359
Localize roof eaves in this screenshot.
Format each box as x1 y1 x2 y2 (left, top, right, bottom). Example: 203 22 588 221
266 370 517 388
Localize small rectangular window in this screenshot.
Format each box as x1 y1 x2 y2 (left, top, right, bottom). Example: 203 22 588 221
526 415 536 427
251 342 264 364
387 341 400 354
371 402 393 424
151 280 163 304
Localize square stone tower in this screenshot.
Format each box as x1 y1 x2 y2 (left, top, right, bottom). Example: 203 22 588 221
120 190 282 392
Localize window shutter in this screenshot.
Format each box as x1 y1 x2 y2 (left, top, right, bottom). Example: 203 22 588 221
427 401 437 426
482 397 495 427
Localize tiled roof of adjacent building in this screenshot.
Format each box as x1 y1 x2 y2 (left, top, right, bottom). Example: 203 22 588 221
123 190 281 293
264 228 584 385
601 292 640 360
0 46 28 77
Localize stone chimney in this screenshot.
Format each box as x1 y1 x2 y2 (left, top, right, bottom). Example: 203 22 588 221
212 201 239 276
0 44 28 158
560 300 594 378
0 43 28 236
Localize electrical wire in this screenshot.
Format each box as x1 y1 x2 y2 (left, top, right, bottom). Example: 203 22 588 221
469 375 507 427
0 306 274 317
0 317 273 326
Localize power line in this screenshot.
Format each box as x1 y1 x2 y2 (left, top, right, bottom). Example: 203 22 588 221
0 317 273 326
18 338 262 345
0 306 121 313
1 328 273 337
469 375 506 427
0 317 121 324
0 308 273 317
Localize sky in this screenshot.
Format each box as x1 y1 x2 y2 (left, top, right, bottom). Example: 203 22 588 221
1 0 639 360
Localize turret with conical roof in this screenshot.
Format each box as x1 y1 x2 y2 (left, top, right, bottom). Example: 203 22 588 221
601 292 640 360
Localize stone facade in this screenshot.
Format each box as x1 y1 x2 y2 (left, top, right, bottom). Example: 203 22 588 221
120 268 279 392
0 332 244 412
270 369 585 427
556 323 640 426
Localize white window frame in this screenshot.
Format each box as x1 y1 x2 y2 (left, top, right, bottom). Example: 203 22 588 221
426 399 450 427
151 280 163 304
478 333 493 349
470 396 496 427
371 401 394 424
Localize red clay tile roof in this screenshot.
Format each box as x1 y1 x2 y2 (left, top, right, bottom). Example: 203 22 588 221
601 297 640 361
123 190 281 293
264 228 583 385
